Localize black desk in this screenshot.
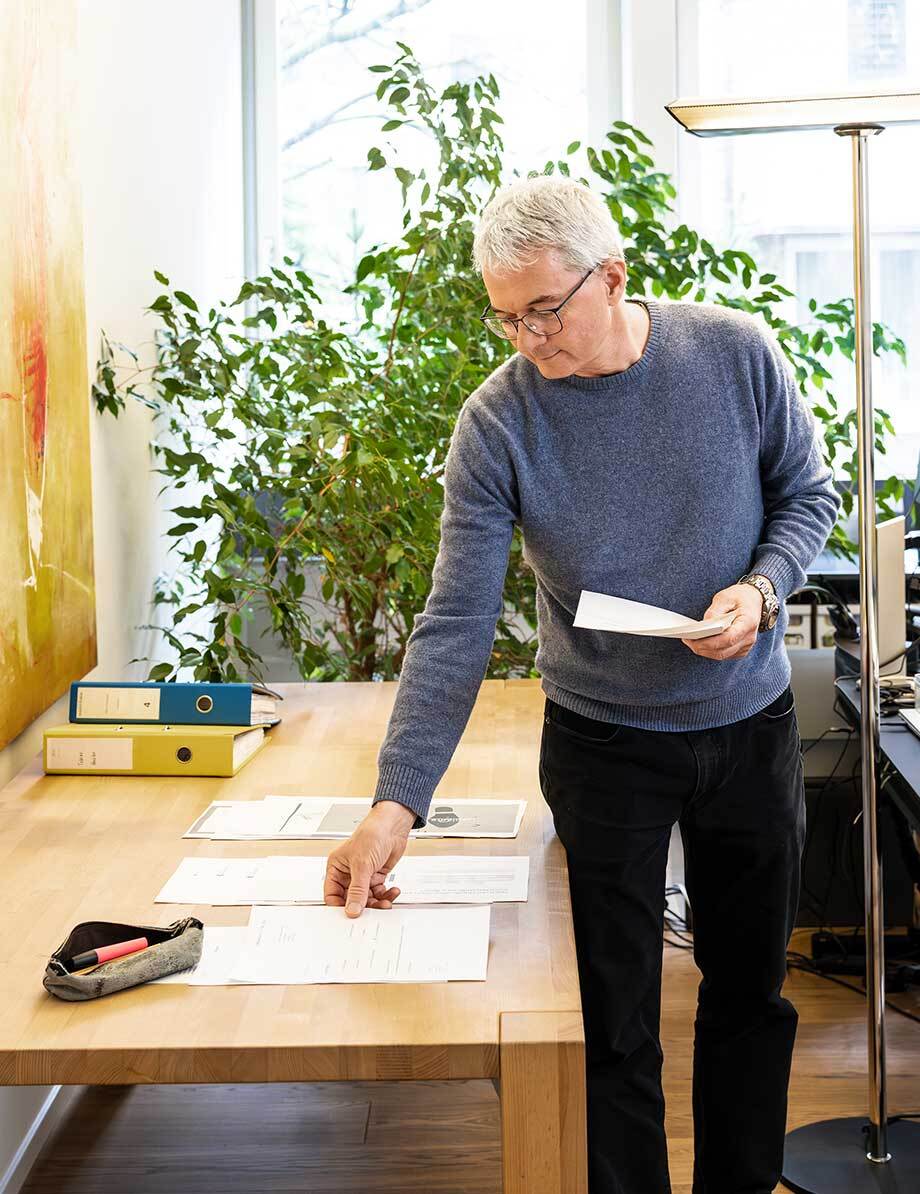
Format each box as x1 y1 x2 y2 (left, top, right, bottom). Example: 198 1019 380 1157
834 676 920 830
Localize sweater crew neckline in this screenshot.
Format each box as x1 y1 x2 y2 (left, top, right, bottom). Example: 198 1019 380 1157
554 297 662 391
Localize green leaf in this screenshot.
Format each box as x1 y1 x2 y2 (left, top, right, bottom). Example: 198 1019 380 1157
174 291 199 312
356 254 376 282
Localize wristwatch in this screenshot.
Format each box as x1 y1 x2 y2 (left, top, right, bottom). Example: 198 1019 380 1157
738 572 780 632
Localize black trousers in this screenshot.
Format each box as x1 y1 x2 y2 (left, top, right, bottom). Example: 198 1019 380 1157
539 686 805 1194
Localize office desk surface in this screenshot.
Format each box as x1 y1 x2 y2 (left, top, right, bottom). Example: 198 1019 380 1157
833 676 920 828
0 679 582 1087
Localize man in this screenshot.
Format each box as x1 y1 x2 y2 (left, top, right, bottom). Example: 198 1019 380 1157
324 174 841 1193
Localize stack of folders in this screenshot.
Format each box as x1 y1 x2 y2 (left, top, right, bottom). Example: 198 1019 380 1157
42 682 283 777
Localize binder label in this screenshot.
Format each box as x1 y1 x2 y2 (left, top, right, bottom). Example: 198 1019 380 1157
76 686 161 720
47 738 134 770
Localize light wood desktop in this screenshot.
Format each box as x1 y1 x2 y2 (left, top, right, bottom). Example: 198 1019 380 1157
0 679 586 1194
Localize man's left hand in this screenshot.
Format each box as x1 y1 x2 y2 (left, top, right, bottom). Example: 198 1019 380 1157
681 583 764 660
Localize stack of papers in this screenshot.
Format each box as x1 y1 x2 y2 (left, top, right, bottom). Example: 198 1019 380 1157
574 590 734 640
155 904 491 985
184 796 526 840
155 854 530 906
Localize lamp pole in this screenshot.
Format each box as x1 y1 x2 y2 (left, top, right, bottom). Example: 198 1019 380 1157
665 88 920 1191
838 122 889 1166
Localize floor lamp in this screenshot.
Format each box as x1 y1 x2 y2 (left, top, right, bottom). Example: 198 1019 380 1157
665 90 920 1191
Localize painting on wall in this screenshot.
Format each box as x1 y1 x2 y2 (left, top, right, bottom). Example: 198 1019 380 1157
0 0 97 750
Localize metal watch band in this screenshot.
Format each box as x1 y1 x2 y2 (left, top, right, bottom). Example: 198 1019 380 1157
738 572 780 632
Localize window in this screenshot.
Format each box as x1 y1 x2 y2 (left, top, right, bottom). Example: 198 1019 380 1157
677 0 920 478
276 0 590 314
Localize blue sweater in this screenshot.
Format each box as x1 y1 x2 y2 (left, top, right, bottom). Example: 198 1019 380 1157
373 298 842 825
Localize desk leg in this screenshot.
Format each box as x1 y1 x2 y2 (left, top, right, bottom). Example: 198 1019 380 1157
499 1010 586 1194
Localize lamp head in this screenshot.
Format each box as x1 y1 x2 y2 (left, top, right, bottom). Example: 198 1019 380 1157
666 89 920 137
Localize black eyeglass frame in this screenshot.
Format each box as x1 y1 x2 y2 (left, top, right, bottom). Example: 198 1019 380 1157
479 264 601 340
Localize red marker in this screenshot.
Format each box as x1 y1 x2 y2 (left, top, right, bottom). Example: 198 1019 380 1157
70 937 149 971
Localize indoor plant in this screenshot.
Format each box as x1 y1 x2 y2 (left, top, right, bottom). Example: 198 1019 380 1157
94 45 909 683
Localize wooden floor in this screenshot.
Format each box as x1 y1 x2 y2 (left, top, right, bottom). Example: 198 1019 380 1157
22 928 920 1194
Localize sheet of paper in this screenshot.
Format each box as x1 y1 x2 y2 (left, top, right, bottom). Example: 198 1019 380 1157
263 797 526 839
410 799 526 838
183 797 339 840
382 855 529 902
155 854 529 906
154 926 248 985
185 798 526 840
152 908 491 986
184 801 252 839
155 857 259 904
229 904 491 984
155 856 328 905
573 590 734 640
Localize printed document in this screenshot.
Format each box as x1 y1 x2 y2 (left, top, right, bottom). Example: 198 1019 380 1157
155 854 529 905
574 590 735 640
184 797 526 840
229 904 491 984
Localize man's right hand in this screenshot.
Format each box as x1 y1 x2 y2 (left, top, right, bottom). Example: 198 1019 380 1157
323 800 418 918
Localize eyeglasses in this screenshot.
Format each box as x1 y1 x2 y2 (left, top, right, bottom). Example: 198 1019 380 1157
480 265 599 340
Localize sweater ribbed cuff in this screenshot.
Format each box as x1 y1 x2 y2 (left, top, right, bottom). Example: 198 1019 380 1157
750 548 801 605
372 763 436 829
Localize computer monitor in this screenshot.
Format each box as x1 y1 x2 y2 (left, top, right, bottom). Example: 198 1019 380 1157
877 514 908 678
833 514 908 680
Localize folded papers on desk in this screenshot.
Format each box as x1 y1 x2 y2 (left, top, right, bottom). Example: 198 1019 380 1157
184 796 527 839
155 854 530 905
155 905 491 984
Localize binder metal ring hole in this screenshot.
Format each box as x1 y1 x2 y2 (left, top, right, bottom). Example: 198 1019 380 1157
196 695 213 713
176 747 193 764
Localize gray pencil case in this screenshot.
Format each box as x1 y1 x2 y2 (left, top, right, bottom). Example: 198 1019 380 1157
43 916 204 1001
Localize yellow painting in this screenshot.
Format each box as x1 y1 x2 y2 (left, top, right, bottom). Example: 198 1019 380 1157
0 0 96 749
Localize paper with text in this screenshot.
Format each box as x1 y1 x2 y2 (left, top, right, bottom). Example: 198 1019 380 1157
155 854 528 906
184 797 526 840
574 590 735 640
229 904 491 984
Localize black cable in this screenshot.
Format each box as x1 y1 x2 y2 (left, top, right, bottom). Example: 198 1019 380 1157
786 951 920 1026
800 717 857 925
802 725 851 756
663 886 694 950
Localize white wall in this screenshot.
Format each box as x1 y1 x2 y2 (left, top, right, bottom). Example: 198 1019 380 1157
0 1 244 1186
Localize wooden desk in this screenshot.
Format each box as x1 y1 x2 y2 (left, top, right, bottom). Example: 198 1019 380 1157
0 679 586 1194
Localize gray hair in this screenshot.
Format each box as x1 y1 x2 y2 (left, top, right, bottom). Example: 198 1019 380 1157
472 174 625 277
